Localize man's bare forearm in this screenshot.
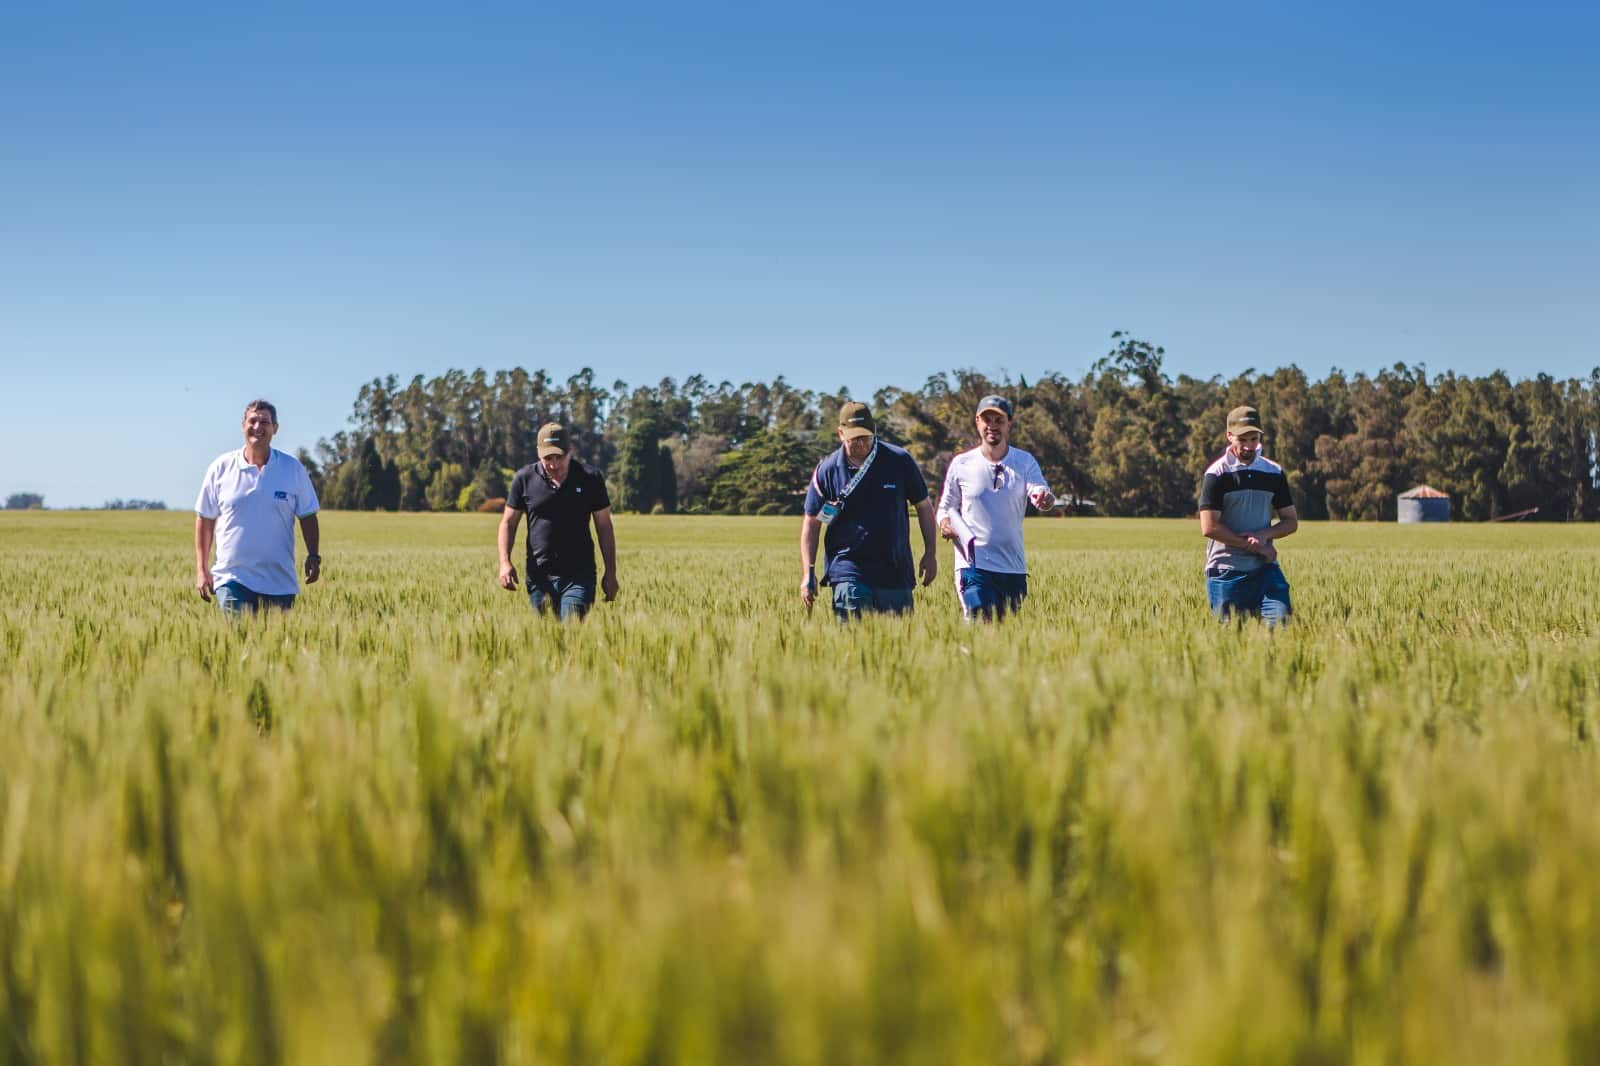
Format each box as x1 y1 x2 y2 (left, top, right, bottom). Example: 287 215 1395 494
1201 511 1286 560
1199 514 1254 550
915 500 938 554
596 520 618 576
1262 515 1299 541
194 516 214 571
800 516 821 572
498 515 517 566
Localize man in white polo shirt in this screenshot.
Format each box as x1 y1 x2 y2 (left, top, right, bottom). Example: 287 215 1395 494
194 399 321 613
935 394 1055 620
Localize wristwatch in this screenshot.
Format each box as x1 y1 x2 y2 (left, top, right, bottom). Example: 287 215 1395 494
305 554 322 564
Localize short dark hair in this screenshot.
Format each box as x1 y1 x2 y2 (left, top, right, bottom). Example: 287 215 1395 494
243 399 278 425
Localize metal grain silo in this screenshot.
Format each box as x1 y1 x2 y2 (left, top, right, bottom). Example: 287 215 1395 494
1398 485 1450 522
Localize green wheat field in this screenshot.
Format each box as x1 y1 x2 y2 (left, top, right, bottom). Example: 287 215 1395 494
2 511 1599 1065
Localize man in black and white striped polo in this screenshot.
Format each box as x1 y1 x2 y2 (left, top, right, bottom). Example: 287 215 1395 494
1197 405 1299 625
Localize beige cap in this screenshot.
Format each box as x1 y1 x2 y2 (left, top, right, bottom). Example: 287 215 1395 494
837 401 875 440
1227 406 1263 435
536 422 571 458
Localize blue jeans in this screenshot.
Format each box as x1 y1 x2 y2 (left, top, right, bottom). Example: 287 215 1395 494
831 581 915 622
215 581 296 615
959 568 1028 621
1206 565 1292 626
528 575 596 621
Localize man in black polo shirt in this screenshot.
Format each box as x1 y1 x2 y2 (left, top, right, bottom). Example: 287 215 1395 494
498 422 619 620
800 401 938 620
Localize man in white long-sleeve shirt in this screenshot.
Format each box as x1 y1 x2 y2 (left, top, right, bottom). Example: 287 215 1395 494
935 394 1054 620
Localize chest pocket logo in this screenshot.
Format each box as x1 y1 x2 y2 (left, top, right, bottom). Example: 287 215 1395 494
274 491 288 499
882 483 896 489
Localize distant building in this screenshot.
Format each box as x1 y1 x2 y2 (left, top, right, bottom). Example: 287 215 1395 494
1398 485 1450 523
1038 494 1096 517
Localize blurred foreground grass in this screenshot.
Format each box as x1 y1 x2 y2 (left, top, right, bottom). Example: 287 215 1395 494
1 512 1599 1064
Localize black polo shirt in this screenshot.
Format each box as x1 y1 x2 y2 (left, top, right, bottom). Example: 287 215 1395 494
803 441 929 588
506 459 611 580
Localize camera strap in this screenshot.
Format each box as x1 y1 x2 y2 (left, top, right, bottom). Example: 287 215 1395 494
813 441 879 521
812 443 882 587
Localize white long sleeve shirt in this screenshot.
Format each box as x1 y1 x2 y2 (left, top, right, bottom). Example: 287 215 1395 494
935 445 1051 575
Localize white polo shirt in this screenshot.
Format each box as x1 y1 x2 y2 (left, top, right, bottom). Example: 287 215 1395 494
194 448 319 596
935 445 1051 575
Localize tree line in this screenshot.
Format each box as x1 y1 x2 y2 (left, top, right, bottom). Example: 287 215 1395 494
2 495 167 511
301 334 1600 521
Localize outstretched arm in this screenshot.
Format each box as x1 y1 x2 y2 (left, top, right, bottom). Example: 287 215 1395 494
1023 455 1054 510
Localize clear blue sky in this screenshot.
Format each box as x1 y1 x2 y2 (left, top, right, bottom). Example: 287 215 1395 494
2 1 1595 507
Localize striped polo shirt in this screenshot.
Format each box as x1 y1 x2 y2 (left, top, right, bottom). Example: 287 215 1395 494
1198 450 1292 572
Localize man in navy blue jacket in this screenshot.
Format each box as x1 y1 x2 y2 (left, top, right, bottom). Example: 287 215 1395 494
800 402 939 620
